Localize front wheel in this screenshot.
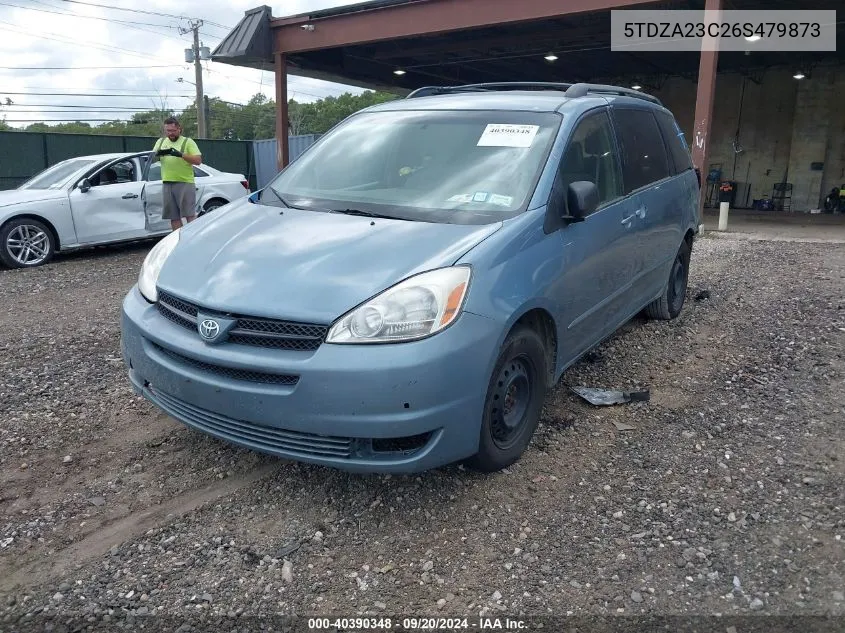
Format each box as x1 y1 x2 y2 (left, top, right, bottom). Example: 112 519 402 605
645 239 691 320
465 326 548 473
0 218 56 269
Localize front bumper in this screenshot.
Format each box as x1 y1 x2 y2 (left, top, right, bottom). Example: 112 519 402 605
120 286 501 473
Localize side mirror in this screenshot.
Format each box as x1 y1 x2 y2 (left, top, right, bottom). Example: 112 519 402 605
563 181 599 222
248 190 260 204
78 178 91 193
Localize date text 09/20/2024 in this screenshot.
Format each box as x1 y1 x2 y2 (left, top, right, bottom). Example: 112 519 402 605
307 617 527 630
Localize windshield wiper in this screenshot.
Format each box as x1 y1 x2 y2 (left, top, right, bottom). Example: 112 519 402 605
329 208 397 219
266 186 308 210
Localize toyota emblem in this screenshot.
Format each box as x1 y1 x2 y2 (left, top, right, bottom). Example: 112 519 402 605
199 318 220 340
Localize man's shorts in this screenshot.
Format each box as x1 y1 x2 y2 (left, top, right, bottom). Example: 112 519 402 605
162 182 198 220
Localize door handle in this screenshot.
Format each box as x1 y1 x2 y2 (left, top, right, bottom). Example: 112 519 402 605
122 193 139 199
621 214 636 225
635 206 647 218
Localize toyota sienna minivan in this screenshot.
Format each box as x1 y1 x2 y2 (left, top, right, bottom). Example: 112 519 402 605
120 82 700 474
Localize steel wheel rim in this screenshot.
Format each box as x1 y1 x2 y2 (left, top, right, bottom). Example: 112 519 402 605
6 225 50 265
490 356 533 449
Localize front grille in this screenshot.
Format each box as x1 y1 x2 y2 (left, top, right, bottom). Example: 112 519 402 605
148 387 354 459
151 343 299 386
156 290 328 351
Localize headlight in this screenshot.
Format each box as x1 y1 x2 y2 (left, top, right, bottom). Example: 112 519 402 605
326 266 471 344
138 229 180 303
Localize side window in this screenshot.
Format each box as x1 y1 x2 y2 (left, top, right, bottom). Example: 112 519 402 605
557 110 623 212
612 108 671 193
193 167 209 178
111 160 136 183
92 160 133 187
655 110 693 174
147 162 162 182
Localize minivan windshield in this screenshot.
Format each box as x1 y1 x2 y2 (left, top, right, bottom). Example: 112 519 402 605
18 158 97 190
266 109 562 224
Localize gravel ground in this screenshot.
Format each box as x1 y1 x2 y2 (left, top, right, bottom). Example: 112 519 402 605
0 234 843 631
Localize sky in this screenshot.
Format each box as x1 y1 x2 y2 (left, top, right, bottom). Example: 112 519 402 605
0 0 371 127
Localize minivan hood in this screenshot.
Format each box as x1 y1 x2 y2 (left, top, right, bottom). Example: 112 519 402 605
156 198 501 324
0 189 66 209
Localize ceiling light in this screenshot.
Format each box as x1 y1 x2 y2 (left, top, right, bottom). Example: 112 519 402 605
793 72 806 79
745 34 761 42
631 84 642 90
393 69 406 76
544 54 558 61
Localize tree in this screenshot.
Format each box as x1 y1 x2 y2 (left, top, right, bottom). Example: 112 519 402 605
2 89 399 139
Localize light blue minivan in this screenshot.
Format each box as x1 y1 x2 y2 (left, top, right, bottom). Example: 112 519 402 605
120 82 700 474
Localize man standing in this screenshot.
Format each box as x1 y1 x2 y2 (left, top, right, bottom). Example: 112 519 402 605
152 117 203 230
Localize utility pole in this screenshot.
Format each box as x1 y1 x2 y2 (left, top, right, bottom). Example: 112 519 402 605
180 20 209 138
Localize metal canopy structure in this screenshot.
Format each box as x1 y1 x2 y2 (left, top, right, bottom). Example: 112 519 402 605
213 0 843 201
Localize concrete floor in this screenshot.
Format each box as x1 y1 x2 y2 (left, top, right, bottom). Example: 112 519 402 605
701 208 845 243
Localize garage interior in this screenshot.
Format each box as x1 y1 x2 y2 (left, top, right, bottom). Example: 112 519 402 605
212 0 845 215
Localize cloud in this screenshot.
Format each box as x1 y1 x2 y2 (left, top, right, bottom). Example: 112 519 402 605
0 0 369 128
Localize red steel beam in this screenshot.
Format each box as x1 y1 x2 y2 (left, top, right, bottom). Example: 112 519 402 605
273 0 661 54
275 53 289 170
691 0 722 221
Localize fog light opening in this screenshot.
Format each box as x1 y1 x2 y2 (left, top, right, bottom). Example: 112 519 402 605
372 432 433 454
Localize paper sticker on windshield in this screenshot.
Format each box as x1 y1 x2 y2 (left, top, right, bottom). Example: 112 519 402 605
472 191 489 203
489 194 513 207
477 124 539 148
447 193 474 203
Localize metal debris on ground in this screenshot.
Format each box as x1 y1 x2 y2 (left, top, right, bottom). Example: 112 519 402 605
612 421 637 431
571 386 650 406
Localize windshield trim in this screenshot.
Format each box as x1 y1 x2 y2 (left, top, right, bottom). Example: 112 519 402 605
266 108 564 226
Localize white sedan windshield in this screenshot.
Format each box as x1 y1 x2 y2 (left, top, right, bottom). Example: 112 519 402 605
19 159 97 190
269 109 562 223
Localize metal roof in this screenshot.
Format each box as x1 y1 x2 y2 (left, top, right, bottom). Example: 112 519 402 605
217 0 844 94
210 5 274 72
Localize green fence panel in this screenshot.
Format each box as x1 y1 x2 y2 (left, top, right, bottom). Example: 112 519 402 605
1 131 259 191
124 136 160 153
0 132 47 189
45 133 124 164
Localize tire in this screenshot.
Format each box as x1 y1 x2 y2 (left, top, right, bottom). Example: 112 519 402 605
201 199 227 215
645 239 691 320
465 325 548 473
0 218 56 269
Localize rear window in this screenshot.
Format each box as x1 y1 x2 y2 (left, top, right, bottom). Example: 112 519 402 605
611 108 671 193
655 110 693 174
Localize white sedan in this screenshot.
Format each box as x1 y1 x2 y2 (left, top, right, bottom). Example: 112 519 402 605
0 151 251 268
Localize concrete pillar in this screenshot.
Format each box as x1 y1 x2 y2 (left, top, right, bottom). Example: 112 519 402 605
690 0 722 220
786 68 834 212
275 52 289 172
819 71 845 206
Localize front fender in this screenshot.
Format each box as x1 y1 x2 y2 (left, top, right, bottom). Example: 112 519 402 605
0 204 77 250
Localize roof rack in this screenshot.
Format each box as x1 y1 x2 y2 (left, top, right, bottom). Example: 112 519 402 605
406 82 576 98
406 81 661 105
563 83 662 104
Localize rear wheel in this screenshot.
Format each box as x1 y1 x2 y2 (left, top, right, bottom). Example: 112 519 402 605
0 218 56 269
200 198 227 216
645 239 691 320
466 326 548 473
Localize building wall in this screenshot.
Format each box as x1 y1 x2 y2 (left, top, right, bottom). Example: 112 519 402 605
651 64 845 211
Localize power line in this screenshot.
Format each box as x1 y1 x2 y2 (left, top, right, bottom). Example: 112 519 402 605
2 92 195 97
0 1 210 43
0 65 182 70
53 0 233 30
0 21 176 63
11 86 192 93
